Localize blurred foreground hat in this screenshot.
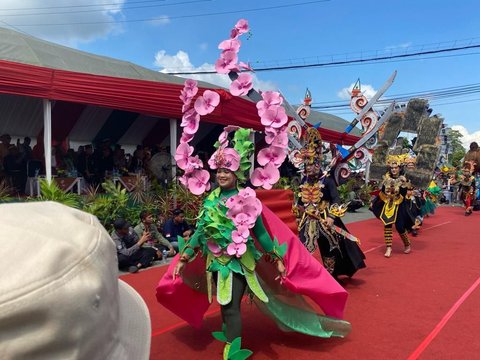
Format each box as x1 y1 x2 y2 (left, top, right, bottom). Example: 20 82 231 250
0 202 150 360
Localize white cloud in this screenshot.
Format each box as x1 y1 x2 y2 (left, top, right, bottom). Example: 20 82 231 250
154 50 277 91
337 83 378 100
451 125 480 150
0 0 127 46
149 15 170 26
385 42 412 51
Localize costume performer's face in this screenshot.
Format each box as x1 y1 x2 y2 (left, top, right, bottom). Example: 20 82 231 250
216 168 237 190
390 164 400 177
305 163 320 177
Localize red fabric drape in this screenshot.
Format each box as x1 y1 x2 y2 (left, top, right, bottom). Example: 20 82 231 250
0 59 360 145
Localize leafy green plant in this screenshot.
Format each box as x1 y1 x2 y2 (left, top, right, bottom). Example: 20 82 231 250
169 183 204 224
0 179 15 202
38 179 81 208
82 180 130 231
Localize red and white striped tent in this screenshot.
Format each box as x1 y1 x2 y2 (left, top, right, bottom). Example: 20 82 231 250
0 27 360 181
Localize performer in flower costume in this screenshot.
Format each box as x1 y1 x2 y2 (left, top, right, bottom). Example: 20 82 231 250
293 128 366 277
371 155 412 257
156 19 351 360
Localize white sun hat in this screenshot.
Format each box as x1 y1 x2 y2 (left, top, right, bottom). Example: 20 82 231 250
0 201 151 360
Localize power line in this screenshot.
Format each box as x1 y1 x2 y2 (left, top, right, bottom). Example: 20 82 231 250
168 44 480 74
0 0 169 11
312 84 480 110
5 0 331 26
0 0 211 17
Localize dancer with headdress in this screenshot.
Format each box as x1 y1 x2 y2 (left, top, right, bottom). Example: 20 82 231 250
459 162 476 216
156 19 351 360
292 128 366 278
371 155 412 257
403 182 423 237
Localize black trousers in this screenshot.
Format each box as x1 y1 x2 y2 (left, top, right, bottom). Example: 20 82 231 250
117 247 157 269
219 271 247 343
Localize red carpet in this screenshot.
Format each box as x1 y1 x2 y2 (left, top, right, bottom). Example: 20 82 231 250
121 207 480 359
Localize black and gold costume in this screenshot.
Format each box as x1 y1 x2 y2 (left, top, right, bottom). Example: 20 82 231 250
295 173 366 277
371 167 412 256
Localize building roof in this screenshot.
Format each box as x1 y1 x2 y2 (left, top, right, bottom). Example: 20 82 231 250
0 27 360 146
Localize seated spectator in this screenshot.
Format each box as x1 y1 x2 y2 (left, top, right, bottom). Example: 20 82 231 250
134 210 176 255
163 209 193 249
111 218 157 273
346 186 364 212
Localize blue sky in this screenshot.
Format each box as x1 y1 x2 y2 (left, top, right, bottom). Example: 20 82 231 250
1 0 479 146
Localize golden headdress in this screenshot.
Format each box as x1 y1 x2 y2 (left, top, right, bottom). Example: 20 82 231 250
300 127 323 166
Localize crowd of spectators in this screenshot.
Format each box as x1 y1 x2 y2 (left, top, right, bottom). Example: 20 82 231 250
112 209 193 273
0 133 171 195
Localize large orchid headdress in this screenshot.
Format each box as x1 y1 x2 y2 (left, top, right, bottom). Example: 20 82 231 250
175 19 289 195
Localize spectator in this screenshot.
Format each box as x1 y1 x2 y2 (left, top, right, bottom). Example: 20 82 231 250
163 209 193 249
111 218 157 273
0 133 12 177
0 201 150 360
134 210 176 255
346 185 364 212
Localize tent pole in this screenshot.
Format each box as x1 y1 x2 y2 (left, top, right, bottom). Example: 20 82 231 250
169 118 177 181
43 99 52 184
169 118 178 208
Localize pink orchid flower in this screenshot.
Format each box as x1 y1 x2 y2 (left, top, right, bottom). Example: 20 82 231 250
218 39 241 53
180 109 200 135
194 90 220 115
175 142 194 170
179 91 193 105
235 225 250 237
183 155 203 174
232 229 248 244
232 213 256 228
184 79 198 95
181 102 191 113
208 148 240 171
238 187 256 198
178 174 189 187
187 169 210 195
180 132 195 144
260 106 288 128
215 50 238 74
235 19 249 34
251 163 280 190
226 242 247 258
261 91 283 106
257 145 287 167
230 27 239 39
230 73 253 97
207 240 223 257
271 130 288 148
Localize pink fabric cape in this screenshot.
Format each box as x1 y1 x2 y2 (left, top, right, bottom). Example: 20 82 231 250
155 205 349 328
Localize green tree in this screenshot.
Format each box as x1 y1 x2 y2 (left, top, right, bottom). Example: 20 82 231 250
449 129 465 167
